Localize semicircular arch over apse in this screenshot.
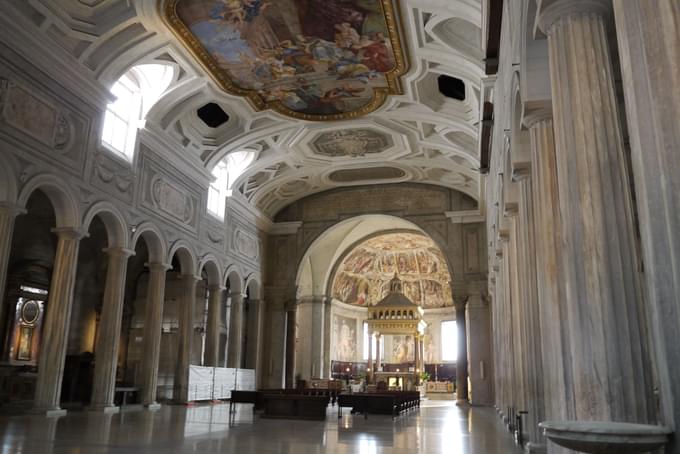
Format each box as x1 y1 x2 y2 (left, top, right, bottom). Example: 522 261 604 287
331 231 453 308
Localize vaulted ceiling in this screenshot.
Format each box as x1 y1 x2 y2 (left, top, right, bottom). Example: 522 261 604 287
6 0 484 218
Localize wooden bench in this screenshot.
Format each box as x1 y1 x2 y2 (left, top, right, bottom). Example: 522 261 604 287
337 392 420 419
114 386 138 406
228 390 258 424
262 394 329 420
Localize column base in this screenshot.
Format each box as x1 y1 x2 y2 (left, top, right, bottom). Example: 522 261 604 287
87 404 120 414
455 399 470 406
525 442 547 454
144 402 162 411
31 407 67 417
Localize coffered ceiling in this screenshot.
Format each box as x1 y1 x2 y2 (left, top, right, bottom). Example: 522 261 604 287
5 0 484 219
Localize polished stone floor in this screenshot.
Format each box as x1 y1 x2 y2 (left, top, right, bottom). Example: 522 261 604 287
0 400 523 453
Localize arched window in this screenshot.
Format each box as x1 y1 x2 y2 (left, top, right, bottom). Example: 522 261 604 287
207 150 256 219
102 64 174 160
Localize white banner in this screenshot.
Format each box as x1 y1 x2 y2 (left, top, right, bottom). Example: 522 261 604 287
213 368 237 399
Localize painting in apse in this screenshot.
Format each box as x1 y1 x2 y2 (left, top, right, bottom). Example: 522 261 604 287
165 0 407 120
332 314 357 361
331 232 453 308
391 335 414 363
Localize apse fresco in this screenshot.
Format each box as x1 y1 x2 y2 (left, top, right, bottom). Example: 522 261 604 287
167 0 407 120
331 232 453 308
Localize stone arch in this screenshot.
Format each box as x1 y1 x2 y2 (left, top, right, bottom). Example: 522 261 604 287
17 174 80 228
224 266 244 294
81 201 129 249
245 275 262 300
296 214 456 299
130 222 168 264
198 255 222 287
167 240 197 276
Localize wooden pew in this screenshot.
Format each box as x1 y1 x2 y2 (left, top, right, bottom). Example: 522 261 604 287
262 394 329 420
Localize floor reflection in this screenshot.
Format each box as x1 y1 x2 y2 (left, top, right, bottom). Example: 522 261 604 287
0 401 523 453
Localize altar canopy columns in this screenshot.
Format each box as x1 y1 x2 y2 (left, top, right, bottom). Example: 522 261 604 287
367 329 374 383
33 227 85 414
89 247 135 411
375 333 381 374
414 334 420 380
173 274 200 403
204 285 224 367
538 0 654 423
140 262 170 407
226 291 245 368
613 0 680 445
454 294 469 403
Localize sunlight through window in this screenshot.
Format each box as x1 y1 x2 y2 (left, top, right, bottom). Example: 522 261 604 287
102 64 174 160
441 320 458 362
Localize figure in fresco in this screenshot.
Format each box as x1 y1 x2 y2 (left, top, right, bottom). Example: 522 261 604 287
334 316 357 361
393 335 413 363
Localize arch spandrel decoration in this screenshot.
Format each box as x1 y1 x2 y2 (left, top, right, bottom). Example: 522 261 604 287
162 0 408 121
331 232 453 308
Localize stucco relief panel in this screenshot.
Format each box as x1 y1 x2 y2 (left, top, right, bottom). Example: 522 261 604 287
232 227 260 262
0 77 87 172
139 157 200 235
90 151 134 204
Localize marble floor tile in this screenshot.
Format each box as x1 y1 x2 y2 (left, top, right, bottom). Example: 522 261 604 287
0 400 523 453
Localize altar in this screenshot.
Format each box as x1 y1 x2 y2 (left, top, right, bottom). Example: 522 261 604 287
365 274 427 390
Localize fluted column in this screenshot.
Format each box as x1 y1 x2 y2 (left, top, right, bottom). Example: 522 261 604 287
525 109 575 428
454 295 469 404
284 307 296 388
204 285 224 367
33 227 85 415
613 2 680 447
226 292 244 368
173 274 200 403
89 247 134 412
140 262 170 408
0 203 25 345
539 0 653 423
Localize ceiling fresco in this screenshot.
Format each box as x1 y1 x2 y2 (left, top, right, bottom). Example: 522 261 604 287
331 232 453 308
311 128 393 157
165 0 407 120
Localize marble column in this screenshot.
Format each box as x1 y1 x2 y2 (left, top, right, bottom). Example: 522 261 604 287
204 285 224 367
89 247 134 412
227 292 245 368
613 1 680 447
174 274 200 403
226 292 244 369
33 227 85 415
454 296 469 403
466 294 493 405
524 108 575 427
140 262 170 408
0 203 25 347
367 329 373 383
246 299 265 384
539 0 654 423
284 308 296 388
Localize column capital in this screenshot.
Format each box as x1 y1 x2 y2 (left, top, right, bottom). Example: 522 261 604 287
230 291 246 299
50 226 88 240
0 202 26 217
180 273 202 283
452 294 469 310
145 262 172 272
103 247 135 258
523 107 553 129
538 0 612 34
208 284 226 292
